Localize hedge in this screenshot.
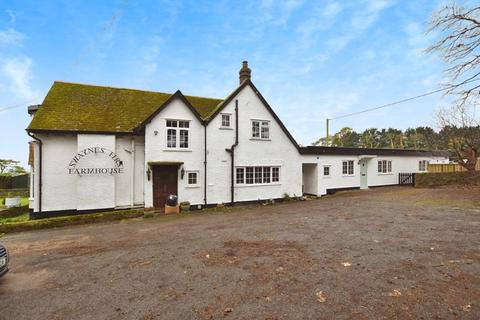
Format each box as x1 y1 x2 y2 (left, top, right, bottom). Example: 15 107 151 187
416 172 480 188
0 188 29 198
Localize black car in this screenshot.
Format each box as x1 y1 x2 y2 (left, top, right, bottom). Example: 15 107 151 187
0 243 9 278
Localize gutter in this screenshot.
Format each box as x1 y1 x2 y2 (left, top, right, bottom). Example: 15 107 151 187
27 132 42 216
225 100 239 205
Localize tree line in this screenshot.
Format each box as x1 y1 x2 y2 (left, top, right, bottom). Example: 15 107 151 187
313 126 479 167
313 126 449 150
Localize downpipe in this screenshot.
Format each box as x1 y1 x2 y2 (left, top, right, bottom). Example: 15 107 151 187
27 132 42 218
225 100 239 205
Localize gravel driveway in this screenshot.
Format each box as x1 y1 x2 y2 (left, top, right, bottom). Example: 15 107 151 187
0 186 479 319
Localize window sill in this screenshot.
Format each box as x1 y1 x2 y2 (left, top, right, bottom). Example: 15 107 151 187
163 149 192 152
235 183 281 188
219 127 233 130
186 185 200 188
250 138 271 141
342 175 355 177
377 173 394 176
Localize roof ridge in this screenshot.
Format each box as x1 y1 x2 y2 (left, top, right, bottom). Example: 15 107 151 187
54 81 223 101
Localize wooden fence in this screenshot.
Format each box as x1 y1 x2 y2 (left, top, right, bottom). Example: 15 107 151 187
428 162 480 173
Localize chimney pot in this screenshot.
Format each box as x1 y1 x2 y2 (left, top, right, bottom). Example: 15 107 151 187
239 60 251 84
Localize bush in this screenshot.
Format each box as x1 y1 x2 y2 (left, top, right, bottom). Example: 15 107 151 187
416 172 480 188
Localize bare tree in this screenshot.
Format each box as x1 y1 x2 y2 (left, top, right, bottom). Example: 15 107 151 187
427 3 480 105
437 104 479 171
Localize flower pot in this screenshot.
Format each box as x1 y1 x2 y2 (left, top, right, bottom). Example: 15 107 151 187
180 202 191 212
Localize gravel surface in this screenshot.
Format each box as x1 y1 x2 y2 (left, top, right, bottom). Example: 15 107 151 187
0 186 479 320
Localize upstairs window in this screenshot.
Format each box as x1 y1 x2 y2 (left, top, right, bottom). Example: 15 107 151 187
221 114 231 128
252 120 269 139
166 120 189 149
419 160 428 172
377 160 392 173
342 160 354 175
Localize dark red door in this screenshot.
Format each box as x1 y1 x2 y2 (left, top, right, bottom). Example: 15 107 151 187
152 165 178 208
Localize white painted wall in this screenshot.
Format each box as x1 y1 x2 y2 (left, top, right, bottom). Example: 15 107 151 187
134 138 145 205
301 154 449 196
207 85 303 204
76 134 116 210
36 134 77 212
30 133 145 213
144 97 206 208
143 84 303 208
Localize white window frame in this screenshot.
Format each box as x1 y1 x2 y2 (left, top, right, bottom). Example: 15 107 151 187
323 165 331 177
419 160 428 172
377 160 393 174
342 160 354 176
235 166 280 185
186 171 199 187
166 119 190 150
220 113 232 129
251 120 270 140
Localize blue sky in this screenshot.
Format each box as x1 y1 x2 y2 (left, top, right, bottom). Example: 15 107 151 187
0 0 466 166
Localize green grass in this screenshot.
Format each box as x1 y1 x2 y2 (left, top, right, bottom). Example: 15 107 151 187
0 209 145 234
0 213 29 223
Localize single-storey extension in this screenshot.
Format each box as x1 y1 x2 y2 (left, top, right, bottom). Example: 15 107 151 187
26 61 448 218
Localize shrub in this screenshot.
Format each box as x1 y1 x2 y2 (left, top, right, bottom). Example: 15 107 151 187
416 172 480 188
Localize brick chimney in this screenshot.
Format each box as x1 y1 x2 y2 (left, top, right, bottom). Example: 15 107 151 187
239 60 251 84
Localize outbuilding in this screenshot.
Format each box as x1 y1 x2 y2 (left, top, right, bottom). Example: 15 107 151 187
26 62 449 218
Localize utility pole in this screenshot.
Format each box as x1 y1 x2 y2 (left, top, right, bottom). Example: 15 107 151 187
326 118 330 146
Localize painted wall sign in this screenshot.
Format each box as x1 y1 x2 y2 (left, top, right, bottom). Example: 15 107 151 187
68 147 124 175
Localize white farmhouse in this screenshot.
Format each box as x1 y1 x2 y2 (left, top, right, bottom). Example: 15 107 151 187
26 62 448 218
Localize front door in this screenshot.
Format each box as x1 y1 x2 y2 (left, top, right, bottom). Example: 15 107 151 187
360 159 368 189
152 165 178 208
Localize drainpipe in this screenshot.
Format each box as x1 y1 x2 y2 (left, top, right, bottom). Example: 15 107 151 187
203 123 207 206
27 132 42 217
130 138 135 207
225 100 239 205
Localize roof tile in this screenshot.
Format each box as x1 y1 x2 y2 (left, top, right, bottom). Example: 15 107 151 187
27 81 223 132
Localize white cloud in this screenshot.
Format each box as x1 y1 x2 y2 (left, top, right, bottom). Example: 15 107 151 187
0 28 25 46
323 1 342 20
1 56 36 100
258 0 304 26
6 10 18 24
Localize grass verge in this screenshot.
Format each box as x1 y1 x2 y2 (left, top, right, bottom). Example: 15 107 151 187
0 209 144 234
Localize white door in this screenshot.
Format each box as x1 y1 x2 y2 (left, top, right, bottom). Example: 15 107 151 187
360 159 368 189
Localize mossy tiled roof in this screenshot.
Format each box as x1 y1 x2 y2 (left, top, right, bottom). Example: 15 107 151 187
27 81 223 133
